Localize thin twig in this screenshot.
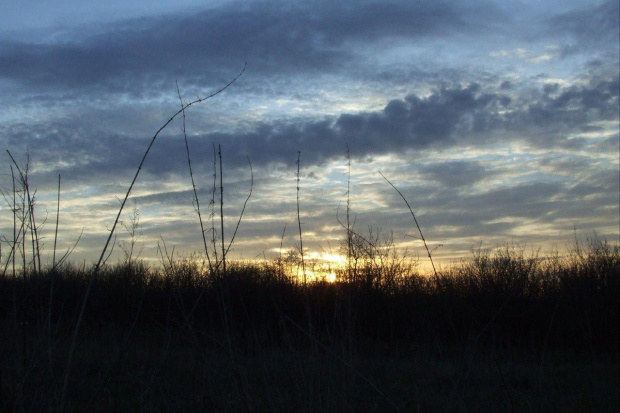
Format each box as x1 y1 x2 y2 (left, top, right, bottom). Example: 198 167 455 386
225 156 253 256
11 165 16 281
346 144 352 281
55 229 83 268
10 165 17 318
296 151 306 283
279 223 287 280
219 145 226 276
48 174 61 376
335 204 378 252
95 64 245 278
379 171 438 279
52 175 60 269
211 143 219 268
6 151 41 275
177 81 213 275
186 154 252 321
59 64 246 412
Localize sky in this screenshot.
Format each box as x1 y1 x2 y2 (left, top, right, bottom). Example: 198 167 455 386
0 0 618 273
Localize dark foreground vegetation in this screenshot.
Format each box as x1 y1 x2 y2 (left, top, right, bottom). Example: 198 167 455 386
0 237 618 412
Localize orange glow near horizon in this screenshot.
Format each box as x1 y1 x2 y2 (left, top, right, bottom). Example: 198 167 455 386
310 252 347 283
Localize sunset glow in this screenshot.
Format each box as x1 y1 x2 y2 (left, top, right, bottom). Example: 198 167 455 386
0 3 617 410
0 0 617 270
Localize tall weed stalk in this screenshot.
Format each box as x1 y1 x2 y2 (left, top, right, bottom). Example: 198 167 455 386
59 65 246 411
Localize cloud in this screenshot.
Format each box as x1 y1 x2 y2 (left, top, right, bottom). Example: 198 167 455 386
3 71 616 189
0 0 617 266
420 161 487 188
228 75 617 167
0 0 504 94
548 0 619 52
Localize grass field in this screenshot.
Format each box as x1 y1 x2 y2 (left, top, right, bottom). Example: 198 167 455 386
1 237 618 412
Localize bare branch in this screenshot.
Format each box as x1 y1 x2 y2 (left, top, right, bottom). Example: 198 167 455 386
59 64 247 412
177 81 213 275
225 156 253 256
379 171 438 279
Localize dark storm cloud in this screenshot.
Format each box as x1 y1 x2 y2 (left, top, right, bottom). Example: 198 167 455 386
0 0 501 93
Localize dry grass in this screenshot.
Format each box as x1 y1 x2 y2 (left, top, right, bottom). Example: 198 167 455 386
0 237 618 412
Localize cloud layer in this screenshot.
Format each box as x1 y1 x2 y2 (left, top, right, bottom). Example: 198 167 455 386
0 0 618 267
